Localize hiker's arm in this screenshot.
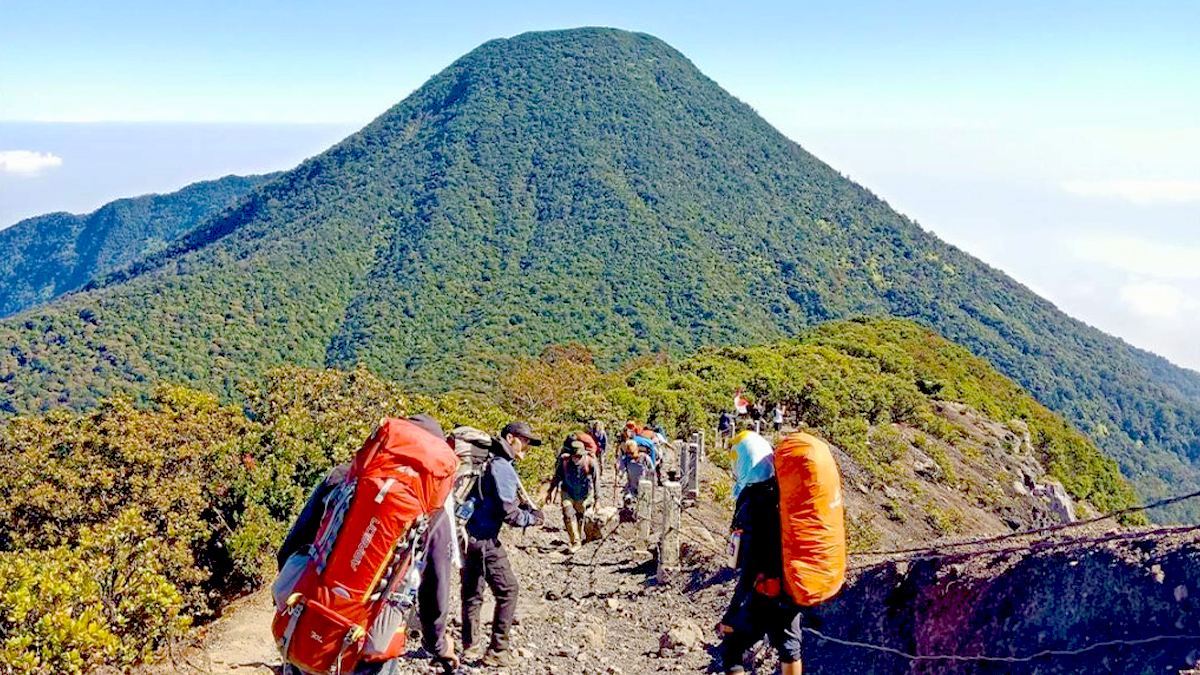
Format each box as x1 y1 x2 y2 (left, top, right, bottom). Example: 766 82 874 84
588 459 599 498
494 461 541 527
546 460 563 501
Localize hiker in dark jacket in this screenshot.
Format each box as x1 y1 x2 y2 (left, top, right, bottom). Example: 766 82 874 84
274 414 460 674
546 438 598 552
588 420 608 477
461 421 545 667
719 411 734 448
718 434 804 675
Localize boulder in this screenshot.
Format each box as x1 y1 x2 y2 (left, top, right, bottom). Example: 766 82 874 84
584 506 619 542
659 619 703 654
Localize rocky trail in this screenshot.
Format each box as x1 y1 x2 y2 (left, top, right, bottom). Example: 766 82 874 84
145 444 1200 675
147 464 739 675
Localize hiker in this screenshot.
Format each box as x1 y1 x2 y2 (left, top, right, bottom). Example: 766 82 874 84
546 438 598 552
274 414 459 674
719 411 734 448
618 437 655 508
460 421 545 667
773 405 785 432
641 426 665 485
717 431 799 675
621 420 638 443
588 419 608 476
734 390 749 417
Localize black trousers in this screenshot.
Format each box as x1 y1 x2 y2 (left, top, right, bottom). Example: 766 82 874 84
418 510 453 656
722 593 805 670
461 536 518 652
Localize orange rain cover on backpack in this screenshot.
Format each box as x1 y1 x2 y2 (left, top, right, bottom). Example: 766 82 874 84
775 432 846 606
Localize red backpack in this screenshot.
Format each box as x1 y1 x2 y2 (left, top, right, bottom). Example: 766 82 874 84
568 431 600 457
272 418 458 674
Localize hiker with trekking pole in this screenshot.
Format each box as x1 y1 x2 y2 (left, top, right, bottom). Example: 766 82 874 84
458 421 545 667
546 437 598 554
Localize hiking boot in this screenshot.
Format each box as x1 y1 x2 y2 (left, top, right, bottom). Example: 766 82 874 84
462 643 485 663
481 649 515 667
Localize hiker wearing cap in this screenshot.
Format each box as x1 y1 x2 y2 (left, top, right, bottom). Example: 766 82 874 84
717 430 803 675
460 421 545 667
546 437 598 553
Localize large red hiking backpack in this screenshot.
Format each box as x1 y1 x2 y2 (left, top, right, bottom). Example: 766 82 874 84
569 431 600 457
774 432 846 606
272 418 458 674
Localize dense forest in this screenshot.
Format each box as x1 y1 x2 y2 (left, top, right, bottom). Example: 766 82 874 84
0 318 1138 673
0 173 275 318
0 28 1196 515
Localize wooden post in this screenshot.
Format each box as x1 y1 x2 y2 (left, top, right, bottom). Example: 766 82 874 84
637 477 654 547
681 440 699 503
658 481 682 583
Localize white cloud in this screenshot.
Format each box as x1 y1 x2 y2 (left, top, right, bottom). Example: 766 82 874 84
1061 179 1200 204
1118 281 1193 318
0 150 64 176
1071 234 1200 280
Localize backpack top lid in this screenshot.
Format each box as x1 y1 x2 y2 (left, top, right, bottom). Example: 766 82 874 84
351 417 459 513
450 426 495 475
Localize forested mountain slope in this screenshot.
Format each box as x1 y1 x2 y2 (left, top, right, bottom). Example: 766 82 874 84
0 27 1197 514
0 173 275 317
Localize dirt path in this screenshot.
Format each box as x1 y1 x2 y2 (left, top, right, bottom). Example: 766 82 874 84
152 464 735 675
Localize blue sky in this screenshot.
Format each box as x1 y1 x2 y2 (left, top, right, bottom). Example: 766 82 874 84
1 0 1197 371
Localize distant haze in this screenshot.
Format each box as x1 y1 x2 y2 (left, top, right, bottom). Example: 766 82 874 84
0 122 355 227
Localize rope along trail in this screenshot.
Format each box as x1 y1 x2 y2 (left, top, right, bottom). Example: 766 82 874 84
668 479 1200 666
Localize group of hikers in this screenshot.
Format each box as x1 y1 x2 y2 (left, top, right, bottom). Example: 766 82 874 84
272 407 844 675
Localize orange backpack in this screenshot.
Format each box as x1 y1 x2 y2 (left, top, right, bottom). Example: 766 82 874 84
272 418 457 673
774 432 846 606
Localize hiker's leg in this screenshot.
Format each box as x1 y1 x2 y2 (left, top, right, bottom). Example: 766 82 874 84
772 603 804 675
419 513 453 656
719 630 759 674
460 539 486 651
482 539 519 652
561 497 581 547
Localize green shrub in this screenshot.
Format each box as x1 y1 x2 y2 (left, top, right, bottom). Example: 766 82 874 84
924 502 965 536
0 511 188 674
846 511 882 552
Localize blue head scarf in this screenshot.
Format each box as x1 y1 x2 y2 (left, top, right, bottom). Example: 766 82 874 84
730 430 774 498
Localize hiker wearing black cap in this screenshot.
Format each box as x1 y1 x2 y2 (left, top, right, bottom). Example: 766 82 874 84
546 437 598 553
460 421 545 667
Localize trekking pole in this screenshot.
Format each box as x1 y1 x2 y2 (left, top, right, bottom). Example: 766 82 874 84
611 463 620 504
514 476 539 509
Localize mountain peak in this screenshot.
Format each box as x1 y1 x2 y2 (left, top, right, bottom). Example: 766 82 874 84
1 29 1198 518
